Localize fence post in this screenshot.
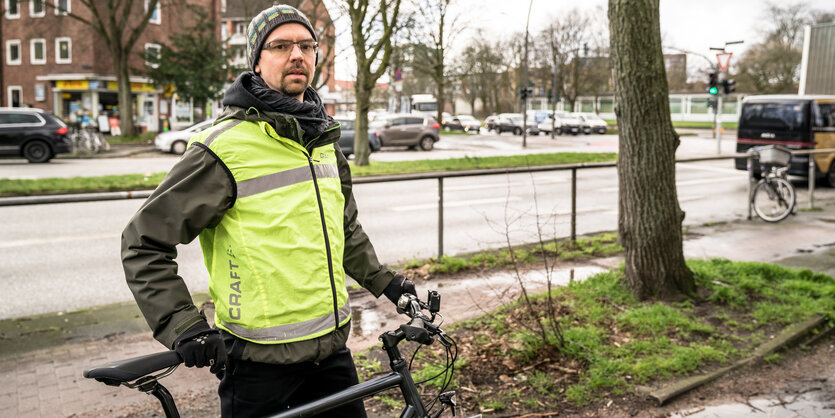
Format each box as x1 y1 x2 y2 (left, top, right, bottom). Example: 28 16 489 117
809 156 816 209
745 150 765 221
438 177 444 260
571 167 577 243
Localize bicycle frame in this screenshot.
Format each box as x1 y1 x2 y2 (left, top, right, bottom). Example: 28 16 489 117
269 328 430 418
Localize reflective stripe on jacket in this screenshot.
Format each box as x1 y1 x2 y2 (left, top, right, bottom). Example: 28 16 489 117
190 117 350 345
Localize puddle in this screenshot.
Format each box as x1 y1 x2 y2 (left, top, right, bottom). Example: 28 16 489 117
347 265 608 347
350 306 389 337
671 392 834 417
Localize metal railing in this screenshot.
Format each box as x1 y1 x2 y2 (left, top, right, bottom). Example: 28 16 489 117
1 149 834 259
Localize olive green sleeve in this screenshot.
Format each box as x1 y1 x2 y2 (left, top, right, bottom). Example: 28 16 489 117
335 145 395 297
121 144 235 348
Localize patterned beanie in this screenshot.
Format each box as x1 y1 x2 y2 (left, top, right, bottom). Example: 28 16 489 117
247 4 318 72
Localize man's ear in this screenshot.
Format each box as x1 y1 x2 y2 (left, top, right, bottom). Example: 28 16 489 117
254 63 261 74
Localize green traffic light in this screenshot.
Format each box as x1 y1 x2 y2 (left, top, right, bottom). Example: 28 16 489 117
708 86 719 95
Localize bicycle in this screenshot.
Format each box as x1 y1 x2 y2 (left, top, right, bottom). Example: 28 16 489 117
749 145 796 223
70 125 111 154
83 291 460 418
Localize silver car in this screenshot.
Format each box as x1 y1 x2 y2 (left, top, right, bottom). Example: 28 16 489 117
374 114 441 151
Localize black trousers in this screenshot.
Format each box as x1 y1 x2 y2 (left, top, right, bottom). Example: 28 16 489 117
218 347 367 417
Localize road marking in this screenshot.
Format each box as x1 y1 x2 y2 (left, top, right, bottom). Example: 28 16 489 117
596 177 739 193
445 178 567 192
677 163 744 174
391 197 522 211
0 233 116 249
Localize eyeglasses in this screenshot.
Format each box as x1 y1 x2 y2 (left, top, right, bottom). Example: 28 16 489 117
262 40 318 57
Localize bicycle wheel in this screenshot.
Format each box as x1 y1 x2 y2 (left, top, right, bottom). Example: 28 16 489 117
752 177 795 222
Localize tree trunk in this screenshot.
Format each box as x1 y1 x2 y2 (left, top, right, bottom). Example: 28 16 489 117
115 50 136 137
608 0 695 300
354 84 371 166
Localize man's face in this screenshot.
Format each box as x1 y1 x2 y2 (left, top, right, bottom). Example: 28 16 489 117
255 22 316 101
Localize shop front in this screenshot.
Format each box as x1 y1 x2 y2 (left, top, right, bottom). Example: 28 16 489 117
42 76 165 134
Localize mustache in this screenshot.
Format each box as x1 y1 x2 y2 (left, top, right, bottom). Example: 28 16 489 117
283 64 309 78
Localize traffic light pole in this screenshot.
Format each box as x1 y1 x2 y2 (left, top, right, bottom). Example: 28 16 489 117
521 0 533 149
716 93 723 154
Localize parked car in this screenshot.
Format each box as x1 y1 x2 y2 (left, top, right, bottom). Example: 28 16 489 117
335 117 381 157
443 115 481 133
538 117 558 135
373 114 440 151
0 107 71 163
484 115 499 132
155 119 214 154
494 113 540 135
554 111 582 135
575 113 609 134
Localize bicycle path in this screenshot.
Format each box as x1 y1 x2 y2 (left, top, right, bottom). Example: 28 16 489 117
1 211 834 417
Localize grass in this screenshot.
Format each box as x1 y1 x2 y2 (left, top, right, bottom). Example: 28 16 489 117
107 131 156 144
399 232 622 276
0 152 617 197
380 258 835 412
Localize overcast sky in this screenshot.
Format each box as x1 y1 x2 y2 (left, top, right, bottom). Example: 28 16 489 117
326 0 834 82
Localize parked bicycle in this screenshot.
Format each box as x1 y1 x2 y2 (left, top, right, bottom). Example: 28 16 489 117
749 145 796 222
70 125 110 154
84 291 459 418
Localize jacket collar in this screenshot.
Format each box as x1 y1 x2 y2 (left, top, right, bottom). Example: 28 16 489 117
216 105 340 151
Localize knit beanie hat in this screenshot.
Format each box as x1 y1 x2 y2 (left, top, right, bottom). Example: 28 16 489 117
246 4 318 73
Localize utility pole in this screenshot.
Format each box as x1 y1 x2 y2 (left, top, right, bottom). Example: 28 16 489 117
521 0 534 148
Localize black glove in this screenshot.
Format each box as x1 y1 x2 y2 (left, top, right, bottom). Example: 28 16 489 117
383 274 417 305
173 321 227 375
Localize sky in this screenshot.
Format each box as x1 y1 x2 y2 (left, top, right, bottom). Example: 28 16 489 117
326 0 835 82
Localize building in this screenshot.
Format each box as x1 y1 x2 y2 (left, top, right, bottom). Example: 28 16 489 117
799 21 835 95
220 0 337 114
2 0 221 133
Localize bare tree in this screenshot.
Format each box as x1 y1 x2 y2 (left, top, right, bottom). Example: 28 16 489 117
409 0 464 123
43 0 172 136
608 0 695 300
343 0 402 166
735 1 818 94
539 10 589 112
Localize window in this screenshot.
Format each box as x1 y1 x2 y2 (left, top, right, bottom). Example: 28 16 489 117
814 103 835 129
145 0 160 24
35 84 46 102
740 102 806 131
55 37 71 63
55 0 69 15
145 43 161 68
5 0 19 18
30 39 46 65
30 0 45 17
6 40 21 65
7 86 21 107
235 22 245 34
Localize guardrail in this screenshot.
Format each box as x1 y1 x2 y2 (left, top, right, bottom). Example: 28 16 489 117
2 148 834 259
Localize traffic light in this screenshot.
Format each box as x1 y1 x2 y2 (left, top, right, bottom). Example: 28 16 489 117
722 79 736 94
519 87 527 100
707 73 719 95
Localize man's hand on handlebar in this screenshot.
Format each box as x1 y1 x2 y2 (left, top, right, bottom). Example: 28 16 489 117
383 273 417 305
173 321 227 376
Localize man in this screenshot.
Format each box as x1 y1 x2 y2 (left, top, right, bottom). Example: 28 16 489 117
121 4 416 417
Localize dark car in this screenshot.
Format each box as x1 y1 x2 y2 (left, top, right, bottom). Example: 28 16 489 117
336 118 381 157
484 115 499 132
442 115 481 133
494 113 540 135
374 114 440 151
0 107 72 163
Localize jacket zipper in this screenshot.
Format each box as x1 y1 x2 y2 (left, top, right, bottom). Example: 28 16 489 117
306 153 340 331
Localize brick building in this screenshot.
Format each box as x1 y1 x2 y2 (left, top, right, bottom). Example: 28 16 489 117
2 0 220 132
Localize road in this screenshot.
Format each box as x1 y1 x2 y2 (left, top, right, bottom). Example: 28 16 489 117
2 131 829 319
0 129 736 179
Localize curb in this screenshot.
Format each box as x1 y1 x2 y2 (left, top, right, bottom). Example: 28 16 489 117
56 145 156 159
